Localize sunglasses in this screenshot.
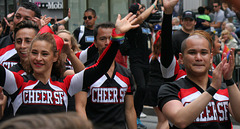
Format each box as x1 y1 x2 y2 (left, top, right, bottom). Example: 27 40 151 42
83 16 93 20
213 6 218 8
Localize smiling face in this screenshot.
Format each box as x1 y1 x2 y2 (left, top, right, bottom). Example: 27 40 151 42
179 35 212 77
13 7 35 29
29 40 58 75
15 28 36 62
181 18 196 33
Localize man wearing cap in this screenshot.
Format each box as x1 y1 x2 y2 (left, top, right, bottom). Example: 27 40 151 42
172 10 196 59
125 0 159 128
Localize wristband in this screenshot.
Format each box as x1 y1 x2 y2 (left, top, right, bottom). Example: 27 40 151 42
110 28 125 44
224 78 235 86
152 4 156 9
206 86 217 96
64 16 69 22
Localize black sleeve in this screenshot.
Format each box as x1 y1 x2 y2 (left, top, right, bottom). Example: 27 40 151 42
0 65 6 86
161 13 174 68
158 82 180 111
83 40 120 87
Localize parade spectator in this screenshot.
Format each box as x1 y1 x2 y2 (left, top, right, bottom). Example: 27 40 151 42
222 2 235 22
172 17 181 32
204 6 214 22
220 29 238 49
203 1 226 35
225 22 240 45
73 8 97 50
195 6 210 30
172 10 196 59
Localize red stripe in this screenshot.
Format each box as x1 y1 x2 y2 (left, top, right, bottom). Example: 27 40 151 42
216 88 229 98
0 44 15 56
115 72 131 92
178 87 198 99
50 78 69 94
86 41 112 70
20 79 38 94
75 51 81 58
17 70 25 75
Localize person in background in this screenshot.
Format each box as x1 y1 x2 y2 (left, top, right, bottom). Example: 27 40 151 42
220 29 238 49
172 17 181 32
204 6 214 22
126 1 160 128
172 10 196 59
73 8 97 50
225 22 240 45
203 1 226 35
195 6 210 30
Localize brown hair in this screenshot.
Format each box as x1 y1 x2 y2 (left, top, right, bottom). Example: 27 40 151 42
25 33 65 78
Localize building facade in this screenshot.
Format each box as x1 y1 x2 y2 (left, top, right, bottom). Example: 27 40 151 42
2 0 219 32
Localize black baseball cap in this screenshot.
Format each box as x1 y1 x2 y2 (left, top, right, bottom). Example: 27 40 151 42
182 10 196 20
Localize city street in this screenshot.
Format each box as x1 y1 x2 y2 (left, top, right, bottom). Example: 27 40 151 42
142 106 240 129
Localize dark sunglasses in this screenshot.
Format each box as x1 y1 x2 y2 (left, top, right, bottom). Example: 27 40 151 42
83 16 93 20
213 6 218 8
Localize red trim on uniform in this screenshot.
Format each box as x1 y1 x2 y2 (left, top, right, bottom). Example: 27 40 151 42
12 72 24 89
178 87 199 99
50 78 71 95
63 75 74 91
16 70 25 75
115 72 131 92
20 79 38 94
75 51 81 58
0 44 15 56
175 69 186 81
86 40 112 70
216 88 229 98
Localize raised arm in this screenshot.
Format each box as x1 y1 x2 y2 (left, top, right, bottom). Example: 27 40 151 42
160 0 178 68
56 8 71 25
160 0 180 81
62 39 85 73
67 13 139 96
132 0 159 25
